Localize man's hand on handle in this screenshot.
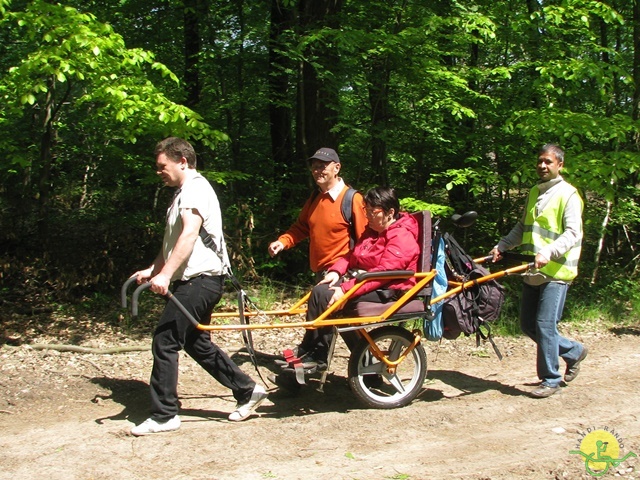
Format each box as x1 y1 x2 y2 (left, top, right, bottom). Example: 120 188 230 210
133 266 171 296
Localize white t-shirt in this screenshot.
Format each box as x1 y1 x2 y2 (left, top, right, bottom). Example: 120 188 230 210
163 171 230 281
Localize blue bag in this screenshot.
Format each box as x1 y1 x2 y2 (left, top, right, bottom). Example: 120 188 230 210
423 237 447 341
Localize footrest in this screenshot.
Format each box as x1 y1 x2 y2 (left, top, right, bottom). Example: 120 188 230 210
280 364 318 375
275 359 319 371
276 349 307 384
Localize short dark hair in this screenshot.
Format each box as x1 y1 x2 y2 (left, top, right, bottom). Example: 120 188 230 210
364 186 400 219
540 143 564 164
154 137 197 168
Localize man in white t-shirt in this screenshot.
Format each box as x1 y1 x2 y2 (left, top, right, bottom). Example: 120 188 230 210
130 137 266 436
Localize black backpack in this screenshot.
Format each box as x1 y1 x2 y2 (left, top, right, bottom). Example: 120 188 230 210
441 232 506 357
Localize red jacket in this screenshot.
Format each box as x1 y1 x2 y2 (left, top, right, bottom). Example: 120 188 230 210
329 212 420 297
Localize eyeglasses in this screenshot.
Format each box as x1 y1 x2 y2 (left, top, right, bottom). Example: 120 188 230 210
364 207 384 217
309 162 333 172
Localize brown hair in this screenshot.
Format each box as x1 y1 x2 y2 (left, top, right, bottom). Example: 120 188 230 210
154 137 197 168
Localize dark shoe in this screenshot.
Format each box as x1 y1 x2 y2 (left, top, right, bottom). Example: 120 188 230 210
274 358 324 373
310 357 328 372
564 346 588 383
267 373 301 393
530 384 560 398
298 352 327 371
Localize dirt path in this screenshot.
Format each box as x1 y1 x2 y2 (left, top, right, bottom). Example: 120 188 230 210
1 326 639 480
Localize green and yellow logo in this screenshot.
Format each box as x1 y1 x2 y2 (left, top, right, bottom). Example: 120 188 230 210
570 427 637 477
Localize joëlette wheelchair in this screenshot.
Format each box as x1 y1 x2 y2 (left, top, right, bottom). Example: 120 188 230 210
122 211 532 409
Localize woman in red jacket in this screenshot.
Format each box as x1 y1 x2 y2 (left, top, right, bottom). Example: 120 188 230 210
296 186 420 366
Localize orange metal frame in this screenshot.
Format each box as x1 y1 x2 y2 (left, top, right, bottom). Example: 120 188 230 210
115 255 529 375
202 260 531 333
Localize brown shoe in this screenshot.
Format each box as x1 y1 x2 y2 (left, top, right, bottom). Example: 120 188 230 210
530 384 560 398
564 346 588 383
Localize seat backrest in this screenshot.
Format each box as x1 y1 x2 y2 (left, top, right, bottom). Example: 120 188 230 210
411 210 432 273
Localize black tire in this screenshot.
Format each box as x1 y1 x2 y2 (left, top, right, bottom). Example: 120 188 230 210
347 326 427 409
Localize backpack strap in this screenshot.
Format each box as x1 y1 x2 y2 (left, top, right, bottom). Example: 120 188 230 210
198 226 269 384
462 275 504 360
342 187 357 249
198 227 242 289
476 323 503 360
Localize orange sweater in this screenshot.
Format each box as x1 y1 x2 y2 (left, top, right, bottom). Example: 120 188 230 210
278 186 367 272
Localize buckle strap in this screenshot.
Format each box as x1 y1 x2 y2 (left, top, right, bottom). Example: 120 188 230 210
282 349 306 384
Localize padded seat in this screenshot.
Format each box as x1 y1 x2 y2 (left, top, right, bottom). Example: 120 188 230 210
347 298 426 317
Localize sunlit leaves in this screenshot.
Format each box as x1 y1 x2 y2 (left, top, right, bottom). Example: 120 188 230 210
20 93 36 105
0 0 223 147
507 109 638 148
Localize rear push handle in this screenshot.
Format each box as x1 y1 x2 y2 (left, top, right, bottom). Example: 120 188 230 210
439 211 536 269
120 275 200 328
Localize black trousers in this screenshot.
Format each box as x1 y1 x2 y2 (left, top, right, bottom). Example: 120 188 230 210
150 274 255 420
298 281 387 361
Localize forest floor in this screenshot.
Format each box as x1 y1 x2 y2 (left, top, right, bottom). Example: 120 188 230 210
1 299 639 480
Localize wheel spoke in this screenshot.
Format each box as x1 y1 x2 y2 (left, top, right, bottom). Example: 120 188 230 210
385 373 405 393
359 361 383 375
388 340 404 361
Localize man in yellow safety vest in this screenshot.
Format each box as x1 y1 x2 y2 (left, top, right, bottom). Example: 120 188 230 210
490 144 587 398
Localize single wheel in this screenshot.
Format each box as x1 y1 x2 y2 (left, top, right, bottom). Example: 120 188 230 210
347 326 427 409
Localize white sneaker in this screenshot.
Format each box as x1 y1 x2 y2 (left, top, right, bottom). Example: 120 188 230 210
131 415 181 436
228 384 267 422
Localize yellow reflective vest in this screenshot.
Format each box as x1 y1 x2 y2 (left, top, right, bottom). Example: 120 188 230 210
521 182 583 281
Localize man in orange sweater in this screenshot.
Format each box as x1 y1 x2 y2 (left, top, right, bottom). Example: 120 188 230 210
268 147 367 280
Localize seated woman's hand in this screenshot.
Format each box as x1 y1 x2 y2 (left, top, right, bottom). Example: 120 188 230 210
318 271 340 287
327 286 345 309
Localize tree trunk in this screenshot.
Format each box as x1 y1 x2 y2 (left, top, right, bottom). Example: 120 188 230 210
633 0 640 123
268 0 304 230
366 1 406 186
368 59 390 186
525 0 542 109
297 0 343 158
269 0 295 169
183 0 203 109
591 185 613 285
232 0 246 166
447 35 479 211
37 76 57 244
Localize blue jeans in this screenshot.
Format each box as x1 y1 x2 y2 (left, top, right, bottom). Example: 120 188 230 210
520 282 584 388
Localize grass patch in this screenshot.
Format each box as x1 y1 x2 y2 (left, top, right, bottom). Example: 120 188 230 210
239 278 308 310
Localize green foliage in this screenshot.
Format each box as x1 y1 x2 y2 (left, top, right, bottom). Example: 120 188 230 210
0 1 226 145
0 0 638 316
597 278 640 323
400 197 453 218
